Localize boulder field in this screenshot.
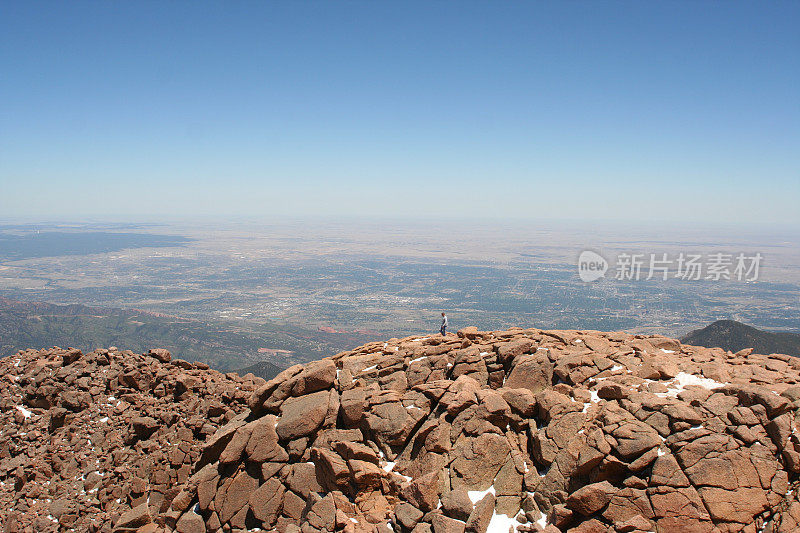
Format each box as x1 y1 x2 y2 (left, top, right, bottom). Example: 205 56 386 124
0 347 261 532
5 327 800 533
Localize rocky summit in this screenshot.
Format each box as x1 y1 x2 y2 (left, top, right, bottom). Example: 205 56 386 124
5 329 800 533
0 346 263 532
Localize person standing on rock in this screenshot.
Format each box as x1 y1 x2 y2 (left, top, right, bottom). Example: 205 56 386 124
440 312 448 336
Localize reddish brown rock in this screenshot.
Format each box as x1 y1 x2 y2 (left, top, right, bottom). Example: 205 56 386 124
6 331 800 533
401 470 441 512
566 481 617 515
249 478 284 528
275 389 335 441
465 492 495 533
505 353 553 394
114 503 152 529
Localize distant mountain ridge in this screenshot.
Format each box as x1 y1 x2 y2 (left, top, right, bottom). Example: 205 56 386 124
0 297 299 373
681 319 800 356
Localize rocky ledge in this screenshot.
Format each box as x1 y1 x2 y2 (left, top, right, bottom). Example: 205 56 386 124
166 328 800 533
0 346 264 532
5 328 800 533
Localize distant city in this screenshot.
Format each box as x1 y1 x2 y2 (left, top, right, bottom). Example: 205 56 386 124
1 219 798 370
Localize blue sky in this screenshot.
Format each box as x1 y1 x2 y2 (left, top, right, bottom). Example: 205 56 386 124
1 2 798 225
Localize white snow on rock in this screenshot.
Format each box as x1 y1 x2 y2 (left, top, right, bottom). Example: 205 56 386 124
536 511 548 529
583 389 602 413
382 462 412 481
361 364 378 373
487 511 518 533
409 356 428 365
655 372 726 398
15 405 32 418
468 485 496 504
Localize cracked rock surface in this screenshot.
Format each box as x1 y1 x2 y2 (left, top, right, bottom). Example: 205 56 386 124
0 347 262 532
168 328 800 533
5 328 800 533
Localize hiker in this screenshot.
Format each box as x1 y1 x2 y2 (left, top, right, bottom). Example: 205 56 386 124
440 312 448 336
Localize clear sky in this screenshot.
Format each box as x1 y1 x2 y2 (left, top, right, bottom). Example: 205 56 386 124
1 2 798 226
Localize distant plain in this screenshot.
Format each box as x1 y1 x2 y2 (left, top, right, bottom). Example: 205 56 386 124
0 219 797 369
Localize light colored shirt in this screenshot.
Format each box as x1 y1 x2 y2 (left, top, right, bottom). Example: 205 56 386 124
442 315 448 327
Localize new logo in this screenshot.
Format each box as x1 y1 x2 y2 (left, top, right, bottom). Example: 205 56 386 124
578 250 608 282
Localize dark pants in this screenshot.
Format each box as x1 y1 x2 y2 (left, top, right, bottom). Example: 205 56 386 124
440 325 446 335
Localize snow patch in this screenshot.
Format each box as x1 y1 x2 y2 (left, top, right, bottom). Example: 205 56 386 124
382 462 412 482
468 485 496 504
536 510 548 529
15 405 32 418
655 372 726 398
487 511 518 533
361 364 378 373
583 390 601 412
409 356 428 365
